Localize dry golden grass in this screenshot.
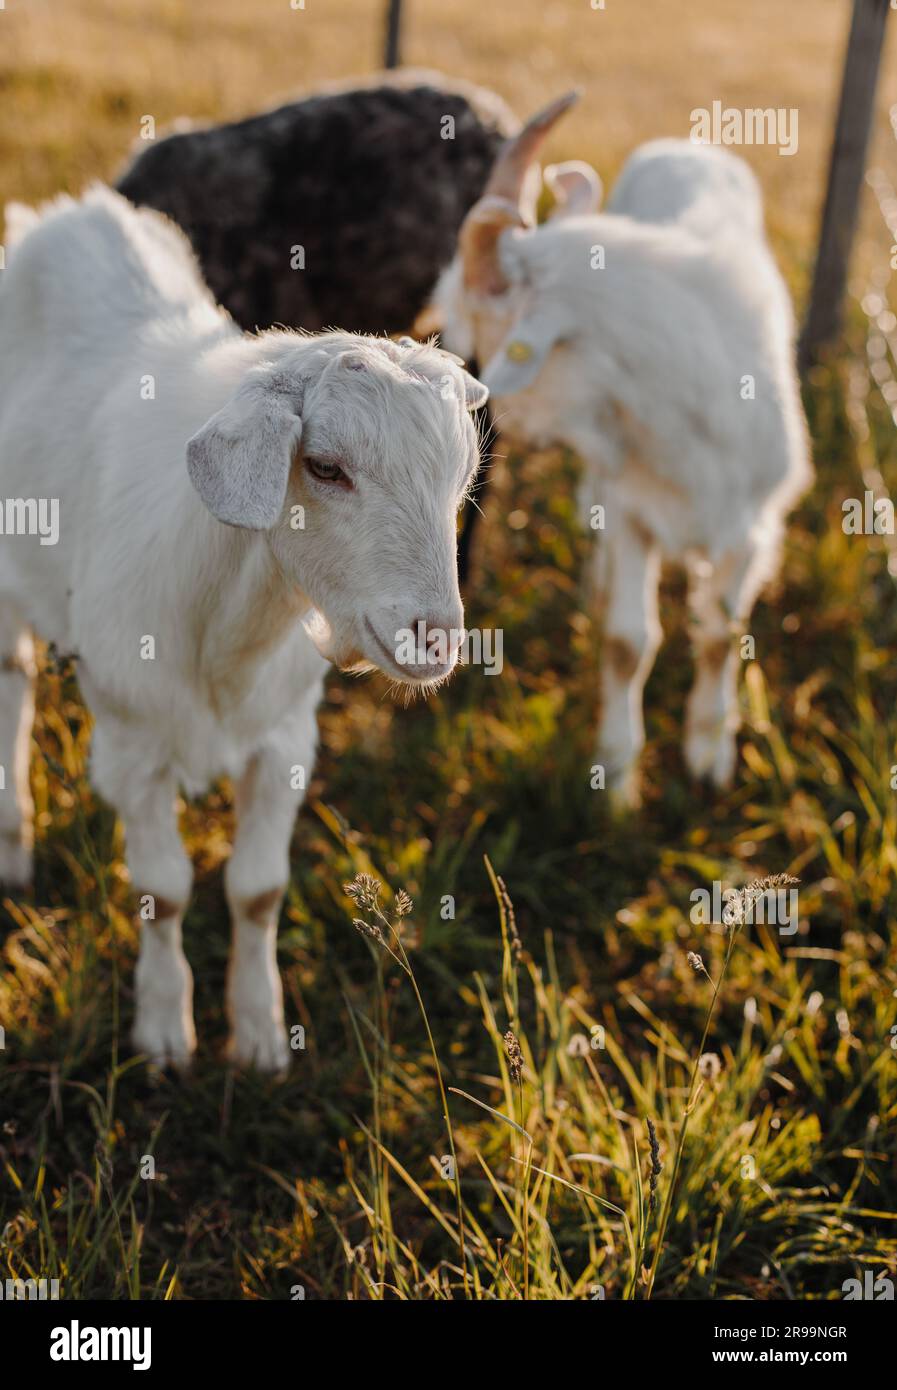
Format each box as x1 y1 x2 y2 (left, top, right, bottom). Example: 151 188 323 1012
2 0 897 299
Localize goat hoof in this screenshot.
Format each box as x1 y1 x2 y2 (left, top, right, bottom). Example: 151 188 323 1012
132 1010 197 1072
608 779 642 814
684 729 737 789
597 755 642 811
226 1018 291 1076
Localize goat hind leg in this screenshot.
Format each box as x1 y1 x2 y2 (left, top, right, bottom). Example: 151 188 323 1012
0 603 35 888
595 519 662 808
684 544 770 787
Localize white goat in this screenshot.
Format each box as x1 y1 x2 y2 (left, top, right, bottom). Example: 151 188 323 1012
432 94 812 804
0 187 487 1070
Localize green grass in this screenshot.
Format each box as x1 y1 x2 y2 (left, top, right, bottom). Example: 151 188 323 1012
1 347 896 1299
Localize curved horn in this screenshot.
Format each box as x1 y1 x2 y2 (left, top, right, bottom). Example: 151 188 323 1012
460 90 581 296
482 89 581 207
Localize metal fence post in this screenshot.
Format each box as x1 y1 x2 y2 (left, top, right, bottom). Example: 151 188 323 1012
384 0 403 69
799 0 891 369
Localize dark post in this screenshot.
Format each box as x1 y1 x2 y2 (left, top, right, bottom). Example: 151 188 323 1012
799 0 890 369
384 0 403 69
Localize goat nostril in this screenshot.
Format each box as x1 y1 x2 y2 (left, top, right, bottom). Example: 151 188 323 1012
404 617 463 668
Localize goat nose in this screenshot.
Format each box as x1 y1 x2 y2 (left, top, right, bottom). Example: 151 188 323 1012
409 616 463 654
402 614 464 673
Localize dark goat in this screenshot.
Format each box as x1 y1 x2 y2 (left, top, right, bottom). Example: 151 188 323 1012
116 70 517 338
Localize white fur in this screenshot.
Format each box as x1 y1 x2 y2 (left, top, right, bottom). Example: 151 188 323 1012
0 186 487 1068
434 138 811 803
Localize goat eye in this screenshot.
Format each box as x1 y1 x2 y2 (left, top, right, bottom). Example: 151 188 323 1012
305 456 348 486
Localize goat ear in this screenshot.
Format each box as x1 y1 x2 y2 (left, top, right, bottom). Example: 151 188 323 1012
544 161 603 218
479 311 565 397
186 375 303 529
417 339 489 411
460 370 489 411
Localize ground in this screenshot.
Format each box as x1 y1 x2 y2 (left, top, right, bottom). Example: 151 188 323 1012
1 0 896 1299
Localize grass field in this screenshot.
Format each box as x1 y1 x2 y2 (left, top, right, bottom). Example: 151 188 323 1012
1 0 897 1300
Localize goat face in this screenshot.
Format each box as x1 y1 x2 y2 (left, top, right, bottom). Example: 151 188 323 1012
187 333 488 688
430 92 601 439
435 238 574 443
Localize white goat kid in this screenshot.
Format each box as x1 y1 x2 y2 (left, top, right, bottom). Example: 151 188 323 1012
0 187 487 1070
433 95 811 804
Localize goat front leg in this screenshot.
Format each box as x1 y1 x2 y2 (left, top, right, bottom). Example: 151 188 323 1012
594 515 662 808
684 542 771 787
114 765 195 1068
225 707 317 1072
92 719 195 1066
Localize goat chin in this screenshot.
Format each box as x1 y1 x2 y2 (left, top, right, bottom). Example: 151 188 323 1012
340 653 378 677
301 611 377 677
300 607 345 663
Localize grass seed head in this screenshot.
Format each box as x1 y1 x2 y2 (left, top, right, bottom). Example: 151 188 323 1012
699 1051 722 1080
646 1116 663 1213
723 874 800 929
497 874 522 960
504 1029 523 1084
353 917 384 945
344 874 382 910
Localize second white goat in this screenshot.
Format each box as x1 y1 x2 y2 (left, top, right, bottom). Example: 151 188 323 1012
432 95 812 803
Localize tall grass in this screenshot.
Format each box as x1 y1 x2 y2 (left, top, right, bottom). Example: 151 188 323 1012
332 858 895 1299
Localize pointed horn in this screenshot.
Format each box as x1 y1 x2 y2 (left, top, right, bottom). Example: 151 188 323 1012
459 90 581 296
482 89 581 207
